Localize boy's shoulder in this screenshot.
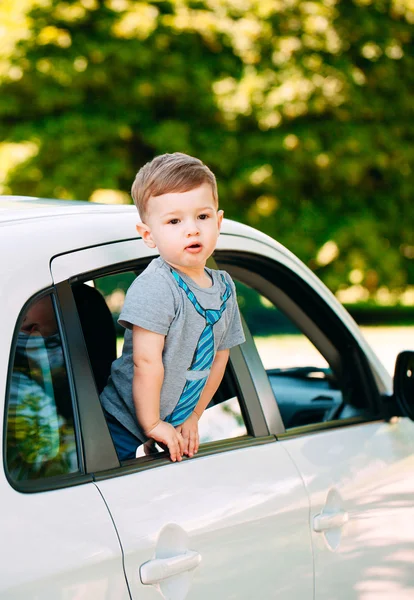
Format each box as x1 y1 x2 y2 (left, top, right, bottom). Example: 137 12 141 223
125 257 179 300
119 258 179 331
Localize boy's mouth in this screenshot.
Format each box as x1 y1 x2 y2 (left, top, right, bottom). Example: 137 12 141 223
185 243 202 253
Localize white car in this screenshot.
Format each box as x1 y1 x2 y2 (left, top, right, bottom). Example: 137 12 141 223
1 196 413 600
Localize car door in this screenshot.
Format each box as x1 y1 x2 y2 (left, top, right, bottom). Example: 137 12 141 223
0 290 130 600
51 238 315 600
219 239 414 600
281 420 414 600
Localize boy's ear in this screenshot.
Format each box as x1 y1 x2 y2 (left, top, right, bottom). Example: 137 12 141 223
217 209 224 233
136 223 156 248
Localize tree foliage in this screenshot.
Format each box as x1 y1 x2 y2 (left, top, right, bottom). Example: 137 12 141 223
0 0 413 297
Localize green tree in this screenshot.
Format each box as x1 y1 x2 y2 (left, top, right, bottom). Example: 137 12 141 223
0 0 413 296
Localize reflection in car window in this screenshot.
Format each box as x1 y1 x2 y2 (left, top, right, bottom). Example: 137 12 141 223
235 280 345 429
6 295 79 481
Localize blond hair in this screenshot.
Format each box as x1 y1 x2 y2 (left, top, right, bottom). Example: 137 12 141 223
131 152 218 221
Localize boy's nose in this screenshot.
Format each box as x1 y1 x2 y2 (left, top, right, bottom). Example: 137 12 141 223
186 221 200 235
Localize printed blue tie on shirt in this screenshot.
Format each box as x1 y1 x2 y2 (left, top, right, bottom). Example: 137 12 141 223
165 270 232 426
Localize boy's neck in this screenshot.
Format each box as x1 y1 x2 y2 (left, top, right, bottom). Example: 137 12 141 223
165 260 212 288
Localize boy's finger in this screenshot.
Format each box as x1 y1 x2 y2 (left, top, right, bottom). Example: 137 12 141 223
169 439 181 462
177 431 185 455
176 437 183 460
188 432 196 457
183 434 189 455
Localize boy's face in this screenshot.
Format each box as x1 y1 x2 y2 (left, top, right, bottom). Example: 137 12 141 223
136 183 223 277
21 296 57 338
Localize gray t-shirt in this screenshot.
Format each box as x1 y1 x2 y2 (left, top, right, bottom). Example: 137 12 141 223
100 257 245 441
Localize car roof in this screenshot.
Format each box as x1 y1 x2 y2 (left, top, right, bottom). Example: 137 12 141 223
0 195 284 250
0 194 311 288
0 196 136 223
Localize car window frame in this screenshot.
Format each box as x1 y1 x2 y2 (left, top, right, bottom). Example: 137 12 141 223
5 242 384 492
53 252 278 480
215 250 383 438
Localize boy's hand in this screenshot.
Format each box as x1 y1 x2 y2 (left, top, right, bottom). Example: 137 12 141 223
146 421 184 462
175 412 200 458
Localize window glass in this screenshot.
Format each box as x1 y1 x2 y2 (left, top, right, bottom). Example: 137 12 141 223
198 396 246 443
235 280 346 429
6 295 79 481
237 281 329 371
86 269 248 456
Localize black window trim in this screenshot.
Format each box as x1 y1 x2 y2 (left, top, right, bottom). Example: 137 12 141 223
54 280 120 474
93 435 277 482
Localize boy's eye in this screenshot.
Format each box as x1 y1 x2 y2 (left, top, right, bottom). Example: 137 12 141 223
198 214 209 220
168 219 180 225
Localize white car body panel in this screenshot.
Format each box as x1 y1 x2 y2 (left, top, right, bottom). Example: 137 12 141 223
95 443 314 600
282 418 414 599
0 478 130 599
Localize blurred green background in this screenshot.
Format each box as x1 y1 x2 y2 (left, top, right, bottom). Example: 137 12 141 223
0 0 413 316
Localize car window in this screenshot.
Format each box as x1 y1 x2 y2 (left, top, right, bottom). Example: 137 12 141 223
235 279 351 429
6 294 79 482
237 280 329 372
75 269 248 459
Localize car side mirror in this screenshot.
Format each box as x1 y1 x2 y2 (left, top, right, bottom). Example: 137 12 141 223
393 351 414 420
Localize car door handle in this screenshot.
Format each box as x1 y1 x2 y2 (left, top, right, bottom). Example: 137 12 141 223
140 550 202 584
313 510 349 532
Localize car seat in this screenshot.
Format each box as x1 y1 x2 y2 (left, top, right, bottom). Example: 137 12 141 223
72 283 117 394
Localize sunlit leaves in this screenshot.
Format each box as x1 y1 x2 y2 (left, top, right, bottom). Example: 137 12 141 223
112 3 159 39
0 0 412 295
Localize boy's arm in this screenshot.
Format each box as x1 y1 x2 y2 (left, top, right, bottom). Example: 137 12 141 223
177 349 230 458
194 348 230 419
132 325 184 462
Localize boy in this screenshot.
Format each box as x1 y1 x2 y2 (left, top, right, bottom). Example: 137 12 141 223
100 153 245 462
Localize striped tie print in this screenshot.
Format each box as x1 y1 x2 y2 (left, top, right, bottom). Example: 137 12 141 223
165 270 231 426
